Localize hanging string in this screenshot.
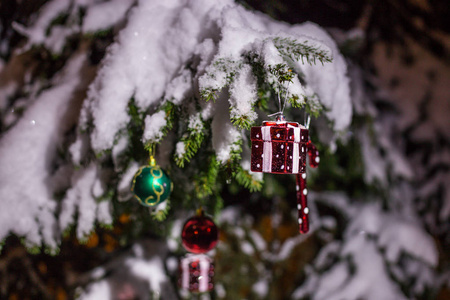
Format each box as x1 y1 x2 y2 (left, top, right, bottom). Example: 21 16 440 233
277 90 282 115
281 81 290 114
304 113 311 129
269 82 291 119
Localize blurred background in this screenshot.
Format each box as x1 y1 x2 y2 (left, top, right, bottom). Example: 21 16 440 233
0 0 448 299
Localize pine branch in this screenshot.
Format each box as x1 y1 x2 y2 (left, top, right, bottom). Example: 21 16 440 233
142 101 177 148
223 138 262 192
288 94 323 117
213 193 224 217
268 63 295 83
230 114 253 130
200 88 219 103
229 138 243 163
245 53 271 110
193 156 220 199
127 97 144 132
160 101 176 138
174 114 205 168
174 132 204 168
273 37 332 66
304 94 323 117
200 58 242 102
233 166 263 192
151 200 171 221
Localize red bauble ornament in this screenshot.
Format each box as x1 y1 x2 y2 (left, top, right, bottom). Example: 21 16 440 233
182 214 218 254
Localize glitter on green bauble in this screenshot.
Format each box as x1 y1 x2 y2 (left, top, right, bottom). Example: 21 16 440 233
131 165 173 206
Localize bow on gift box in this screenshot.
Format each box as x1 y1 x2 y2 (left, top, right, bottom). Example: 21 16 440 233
250 114 319 234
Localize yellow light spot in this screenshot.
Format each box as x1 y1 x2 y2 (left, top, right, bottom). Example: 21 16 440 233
103 234 118 252
38 261 47 274
85 232 99 248
119 213 131 224
56 287 67 300
113 225 123 235
9 293 19 300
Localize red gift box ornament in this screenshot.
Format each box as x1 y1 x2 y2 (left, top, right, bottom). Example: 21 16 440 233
250 115 309 174
179 254 214 293
251 114 319 234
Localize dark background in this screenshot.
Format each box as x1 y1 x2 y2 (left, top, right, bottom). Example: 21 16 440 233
0 0 448 299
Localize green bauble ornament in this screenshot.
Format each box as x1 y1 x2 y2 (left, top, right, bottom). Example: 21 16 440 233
131 159 173 206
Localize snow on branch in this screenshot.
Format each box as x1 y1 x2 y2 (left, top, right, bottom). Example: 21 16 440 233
273 36 332 66
293 202 438 300
82 0 351 154
0 0 352 249
0 55 87 249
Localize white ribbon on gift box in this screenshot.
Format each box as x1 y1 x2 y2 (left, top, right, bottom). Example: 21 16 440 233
262 126 272 172
291 125 300 173
199 255 210 292
181 255 189 290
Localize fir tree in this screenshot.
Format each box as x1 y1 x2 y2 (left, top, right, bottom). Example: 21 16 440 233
0 0 447 299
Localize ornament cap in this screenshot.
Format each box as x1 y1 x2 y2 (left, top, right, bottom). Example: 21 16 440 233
196 207 205 217
146 143 157 166
276 114 286 122
149 155 156 167
268 111 286 123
